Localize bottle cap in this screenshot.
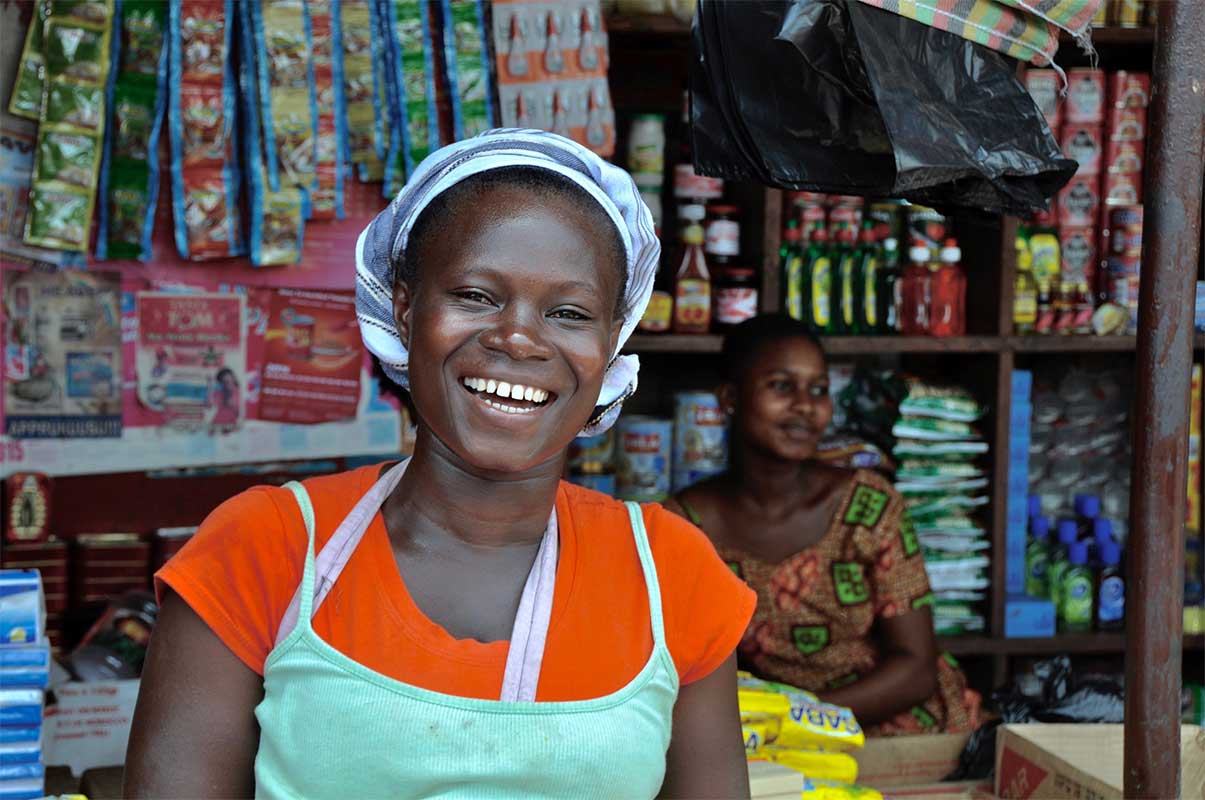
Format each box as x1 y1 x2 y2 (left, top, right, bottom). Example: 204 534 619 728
680 204 706 223
708 204 739 216
909 245 930 263
812 228 830 243
1100 541 1122 567
858 226 876 244
724 268 755 279
883 237 898 252
940 240 961 262
1057 519 1078 545
1030 515 1050 539
784 223 802 242
681 224 705 245
1069 541 1089 565
1075 494 1102 519
1094 518 1115 544
1028 495 1042 517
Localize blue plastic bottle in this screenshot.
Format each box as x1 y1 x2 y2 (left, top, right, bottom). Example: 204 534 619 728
1096 541 1125 631
1074 494 1101 541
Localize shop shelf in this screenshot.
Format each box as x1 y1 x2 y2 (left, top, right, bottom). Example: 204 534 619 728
605 13 690 35
1010 333 1205 352
822 336 1005 354
625 334 724 353
940 633 1205 656
1065 26 1156 47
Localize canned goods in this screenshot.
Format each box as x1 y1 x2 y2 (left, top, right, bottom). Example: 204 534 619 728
1059 226 1097 285
1109 206 1143 258
1104 138 1143 175
616 416 673 502
792 195 827 235
672 393 728 492
705 205 741 258
1060 123 1103 176
867 201 903 241
568 430 616 474
1026 69 1062 131
1108 71 1151 109
1103 170 1142 206
1106 255 1141 331
569 472 617 497
1106 106 1147 143
1057 175 1099 228
1113 0 1144 27
716 268 759 327
1066 69 1105 124
673 163 724 201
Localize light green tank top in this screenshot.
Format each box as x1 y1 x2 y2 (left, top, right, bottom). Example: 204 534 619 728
252 478 679 799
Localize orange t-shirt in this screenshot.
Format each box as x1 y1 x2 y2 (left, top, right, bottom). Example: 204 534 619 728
155 464 756 701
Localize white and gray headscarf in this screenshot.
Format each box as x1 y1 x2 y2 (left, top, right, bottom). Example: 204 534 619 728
355 129 660 435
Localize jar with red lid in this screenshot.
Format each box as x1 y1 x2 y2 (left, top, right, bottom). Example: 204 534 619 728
715 267 759 329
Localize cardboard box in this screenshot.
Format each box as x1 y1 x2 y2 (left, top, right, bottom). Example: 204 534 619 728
853 732 972 789
747 760 803 799
995 724 1205 799
1005 595 1056 638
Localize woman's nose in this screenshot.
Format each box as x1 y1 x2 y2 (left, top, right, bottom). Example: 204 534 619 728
479 305 555 361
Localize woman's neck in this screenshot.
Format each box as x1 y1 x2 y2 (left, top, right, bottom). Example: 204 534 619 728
385 429 564 549
729 441 813 516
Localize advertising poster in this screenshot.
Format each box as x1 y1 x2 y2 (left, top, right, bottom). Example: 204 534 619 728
136 292 246 432
3 269 123 438
258 288 361 424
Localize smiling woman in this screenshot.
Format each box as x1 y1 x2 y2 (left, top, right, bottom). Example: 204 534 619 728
125 131 757 800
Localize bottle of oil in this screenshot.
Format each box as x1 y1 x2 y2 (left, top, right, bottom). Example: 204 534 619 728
781 222 805 321
803 228 834 334
832 227 860 335
1014 232 1038 334
876 237 900 334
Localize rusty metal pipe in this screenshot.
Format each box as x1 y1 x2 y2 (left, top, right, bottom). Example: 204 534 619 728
1123 1 1205 797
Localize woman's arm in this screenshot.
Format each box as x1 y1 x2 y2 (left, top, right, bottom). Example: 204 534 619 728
124 590 264 798
659 653 750 800
815 609 938 725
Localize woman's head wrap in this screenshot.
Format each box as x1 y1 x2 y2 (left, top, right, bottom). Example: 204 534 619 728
355 129 659 435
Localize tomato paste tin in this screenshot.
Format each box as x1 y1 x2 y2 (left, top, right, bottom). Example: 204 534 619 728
1059 226 1098 285
1066 68 1105 123
1106 106 1147 143
1108 71 1151 109
1058 175 1100 228
616 416 673 502
1025 68 1062 131
672 392 728 492
1061 123 1103 175
1104 138 1143 175
1109 205 1143 258
1103 170 1143 207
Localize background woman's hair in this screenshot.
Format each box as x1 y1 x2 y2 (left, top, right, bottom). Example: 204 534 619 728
397 165 630 319
721 314 824 382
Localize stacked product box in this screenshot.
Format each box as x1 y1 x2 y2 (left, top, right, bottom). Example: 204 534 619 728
1187 364 1204 635
1004 370 1056 637
0 570 50 800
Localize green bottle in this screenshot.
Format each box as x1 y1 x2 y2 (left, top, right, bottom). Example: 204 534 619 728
1059 541 1094 633
857 223 881 336
1047 519 1077 607
876 237 900 334
832 228 858 335
804 228 833 334
1025 516 1050 598
782 222 806 321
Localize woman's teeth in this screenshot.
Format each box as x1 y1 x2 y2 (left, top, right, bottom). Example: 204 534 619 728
462 377 550 404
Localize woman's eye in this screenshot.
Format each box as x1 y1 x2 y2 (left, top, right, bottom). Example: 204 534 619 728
549 308 590 321
810 385 830 398
770 380 793 392
455 290 494 305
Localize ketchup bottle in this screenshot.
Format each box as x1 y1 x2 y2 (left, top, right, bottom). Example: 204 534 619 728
929 238 966 337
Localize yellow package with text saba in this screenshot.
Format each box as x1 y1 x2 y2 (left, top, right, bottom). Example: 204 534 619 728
764 746 858 784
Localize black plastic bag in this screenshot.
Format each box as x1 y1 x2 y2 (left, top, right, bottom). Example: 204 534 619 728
690 0 1077 215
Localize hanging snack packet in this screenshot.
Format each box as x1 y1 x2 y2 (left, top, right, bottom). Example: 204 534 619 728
340 0 378 164
384 0 441 188
168 0 244 260
439 0 495 139
306 0 346 220
9 2 51 120
96 0 168 261
252 0 317 192
237 0 305 265
24 2 114 252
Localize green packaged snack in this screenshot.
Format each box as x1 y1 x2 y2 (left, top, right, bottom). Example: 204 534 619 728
119 0 166 76
51 0 112 24
36 130 100 188
44 82 105 131
44 20 109 83
26 184 92 249
105 168 152 259
9 2 50 119
111 83 157 161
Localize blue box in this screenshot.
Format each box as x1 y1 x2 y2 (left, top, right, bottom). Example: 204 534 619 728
1005 594 1057 638
1012 369 1033 398
0 572 42 647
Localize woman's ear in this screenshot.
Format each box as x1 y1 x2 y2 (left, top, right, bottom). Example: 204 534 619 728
717 382 738 416
392 281 414 350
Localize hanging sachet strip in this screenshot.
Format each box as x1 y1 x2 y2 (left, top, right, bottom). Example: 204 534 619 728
439 0 495 140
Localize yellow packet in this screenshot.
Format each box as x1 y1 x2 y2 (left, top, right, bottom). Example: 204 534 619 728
737 673 819 703
802 778 884 800
777 698 865 752
765 746 858 785
739 711 781 744
738 688 791 719
742 722 768 755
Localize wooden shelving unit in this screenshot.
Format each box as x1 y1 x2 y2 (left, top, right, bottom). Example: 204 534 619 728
608 15 1202 690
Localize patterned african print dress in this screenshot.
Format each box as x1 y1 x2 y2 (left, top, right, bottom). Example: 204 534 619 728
685 470 981 736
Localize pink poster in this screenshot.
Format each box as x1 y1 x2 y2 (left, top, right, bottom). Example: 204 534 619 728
258 288 361 424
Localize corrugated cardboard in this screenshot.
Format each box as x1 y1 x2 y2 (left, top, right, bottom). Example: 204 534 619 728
995 724 1205 799
871 780 994 800
853 733 971 788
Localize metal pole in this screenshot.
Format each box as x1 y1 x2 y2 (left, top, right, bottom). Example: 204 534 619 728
1123 1 1205 797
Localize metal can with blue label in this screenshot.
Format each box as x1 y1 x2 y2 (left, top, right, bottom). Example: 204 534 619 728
672 391 728 492
569 472 617 497
616 416 673 502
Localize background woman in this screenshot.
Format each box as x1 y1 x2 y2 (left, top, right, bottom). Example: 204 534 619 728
126 131 756 798
667 314 980 735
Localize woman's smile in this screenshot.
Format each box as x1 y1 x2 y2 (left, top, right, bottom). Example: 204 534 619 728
460 374 556 416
